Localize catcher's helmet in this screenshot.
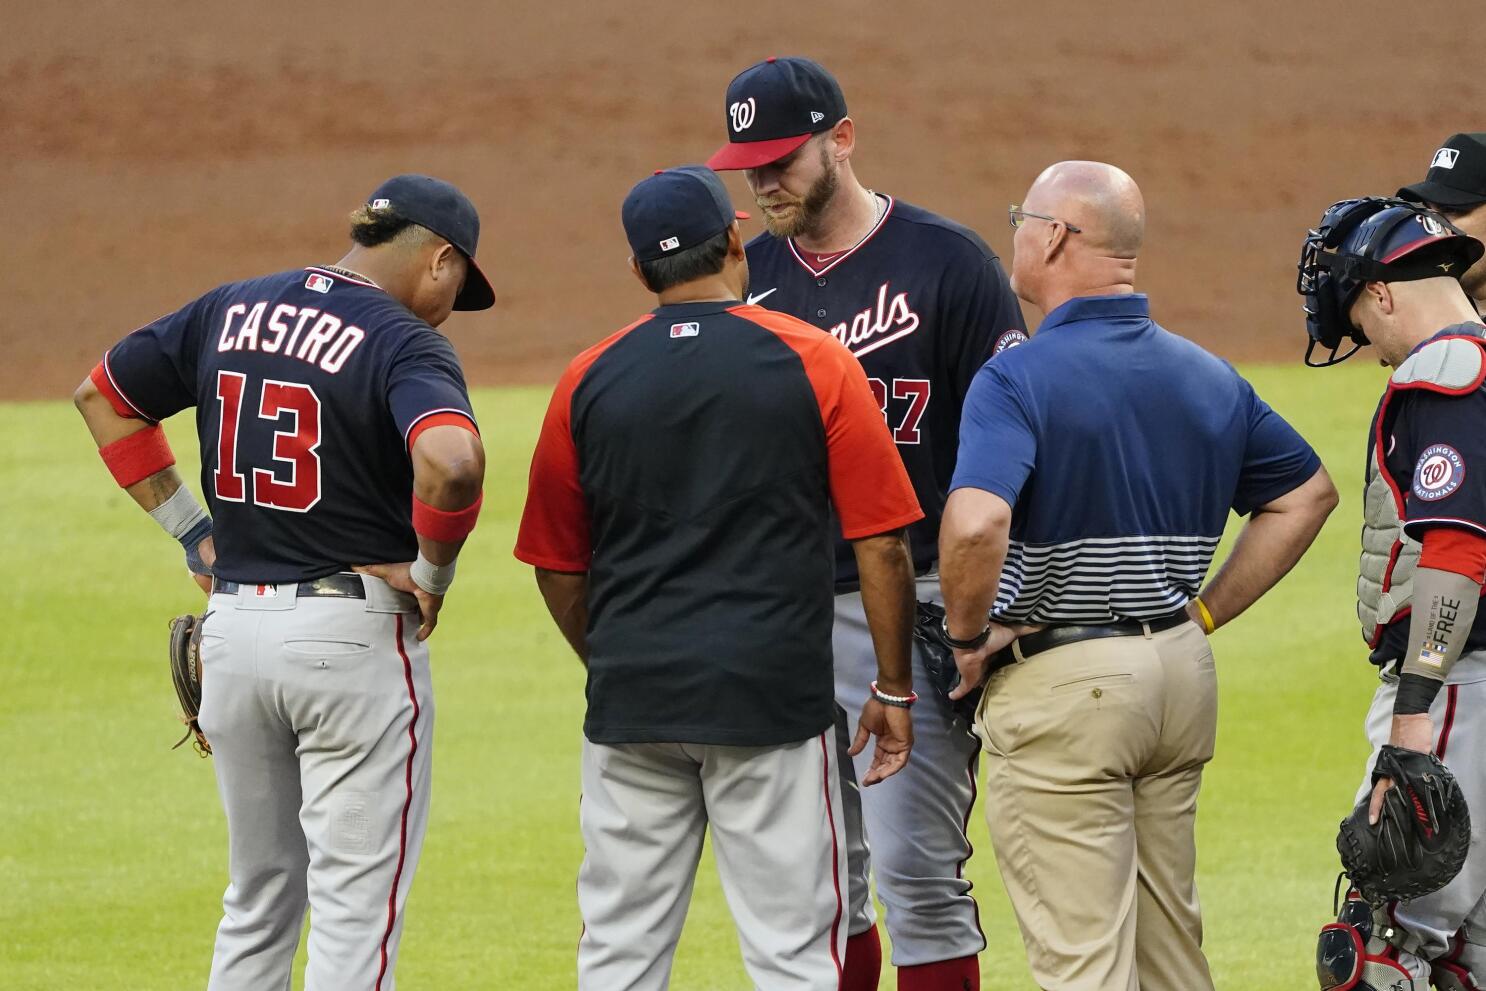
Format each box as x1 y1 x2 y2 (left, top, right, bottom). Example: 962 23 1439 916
1297 197 1482 366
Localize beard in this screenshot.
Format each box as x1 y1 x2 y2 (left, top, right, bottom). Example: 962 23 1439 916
756 148 839 240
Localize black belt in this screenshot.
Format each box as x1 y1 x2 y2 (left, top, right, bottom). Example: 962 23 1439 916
990 609 1192 668
212 573 366 599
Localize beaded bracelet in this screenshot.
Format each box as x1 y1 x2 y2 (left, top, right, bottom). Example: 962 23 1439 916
870 680 918 708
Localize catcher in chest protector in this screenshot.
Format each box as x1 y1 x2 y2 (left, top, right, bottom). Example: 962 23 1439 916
1300 196 1486 991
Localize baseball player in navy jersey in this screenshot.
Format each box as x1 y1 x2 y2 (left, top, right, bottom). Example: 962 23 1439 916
1300 198 1486 991
73 174 490 991
708 56 1025 991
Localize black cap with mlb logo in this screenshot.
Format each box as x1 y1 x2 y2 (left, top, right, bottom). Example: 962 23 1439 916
1398 133 1486 210
621 165 749 262
364 174 495 310
707 57 848 171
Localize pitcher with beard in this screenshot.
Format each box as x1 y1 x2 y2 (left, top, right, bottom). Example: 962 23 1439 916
707 56 1025 991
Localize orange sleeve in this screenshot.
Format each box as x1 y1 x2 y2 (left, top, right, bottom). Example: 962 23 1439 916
803 335 924 539
513 360 591 571
1419 527 1486 583
513 315 652 572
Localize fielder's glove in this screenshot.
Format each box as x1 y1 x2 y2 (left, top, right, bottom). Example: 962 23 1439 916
168 612 211 757
913 601 983 727
1337 744 1469 905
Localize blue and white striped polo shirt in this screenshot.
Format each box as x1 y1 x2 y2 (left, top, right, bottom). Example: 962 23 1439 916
951 294 1320 625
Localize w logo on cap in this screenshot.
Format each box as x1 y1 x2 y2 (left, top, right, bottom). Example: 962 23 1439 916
730 97 757 133
1433 148 1461 170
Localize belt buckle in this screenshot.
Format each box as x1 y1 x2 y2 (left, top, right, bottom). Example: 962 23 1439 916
314 574 364 599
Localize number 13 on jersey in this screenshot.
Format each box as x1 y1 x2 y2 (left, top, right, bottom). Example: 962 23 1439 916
214 370 323 512
868 377 930 445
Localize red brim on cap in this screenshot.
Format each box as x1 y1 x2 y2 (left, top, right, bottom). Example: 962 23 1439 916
1382 236 1451 263
706 133 814 171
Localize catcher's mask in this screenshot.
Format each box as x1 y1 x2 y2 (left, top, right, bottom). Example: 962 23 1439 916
1297 196 1482 367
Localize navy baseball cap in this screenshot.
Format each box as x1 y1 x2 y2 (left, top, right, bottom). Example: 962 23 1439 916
622 166 749 262
364 174 495 311
1398 133 1486 210
707 57 848 171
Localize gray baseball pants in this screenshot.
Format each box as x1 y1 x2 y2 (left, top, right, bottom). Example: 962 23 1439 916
1356 652 1486 965
576 731 848 990
196 576 431 991
832 574 985 967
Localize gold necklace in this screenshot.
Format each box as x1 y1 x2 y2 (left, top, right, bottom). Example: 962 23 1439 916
320 264 382 289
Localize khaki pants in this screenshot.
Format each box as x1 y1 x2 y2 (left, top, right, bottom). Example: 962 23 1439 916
975 621 1217 991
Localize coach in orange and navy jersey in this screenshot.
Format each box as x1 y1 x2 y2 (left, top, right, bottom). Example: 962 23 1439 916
515 165 923 991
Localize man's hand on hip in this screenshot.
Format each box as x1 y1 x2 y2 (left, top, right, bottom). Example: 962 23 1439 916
948 622 1037 699
354 562 445 641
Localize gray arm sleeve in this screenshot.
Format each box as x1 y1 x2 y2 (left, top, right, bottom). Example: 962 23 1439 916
1400 567 1482 684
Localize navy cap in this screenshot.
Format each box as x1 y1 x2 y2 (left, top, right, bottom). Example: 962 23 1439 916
364 174 495 311
707 57 848 171
622 166 749 263
1398 133 1486 210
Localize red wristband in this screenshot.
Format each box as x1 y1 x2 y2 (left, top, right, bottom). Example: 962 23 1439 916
98 424 175 488
412 491 483 543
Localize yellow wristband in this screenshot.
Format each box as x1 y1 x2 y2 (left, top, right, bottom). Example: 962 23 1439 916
1194 596 1216 635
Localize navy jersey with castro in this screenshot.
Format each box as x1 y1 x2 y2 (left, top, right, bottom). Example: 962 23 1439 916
1370 325 1486 665
514 301 921 747
744 196 1024 585
951 294 1321 625
93 266 476 582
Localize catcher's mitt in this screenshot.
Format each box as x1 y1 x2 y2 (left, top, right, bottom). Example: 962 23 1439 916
168 612 211 757
913 601 983 727
1337 744 1469 905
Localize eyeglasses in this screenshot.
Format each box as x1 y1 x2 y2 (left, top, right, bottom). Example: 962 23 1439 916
1008 205 1082 233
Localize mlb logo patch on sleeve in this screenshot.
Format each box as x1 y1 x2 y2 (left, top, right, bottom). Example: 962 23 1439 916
1413 443 1466 501
305 273 333 294
670 322 700 339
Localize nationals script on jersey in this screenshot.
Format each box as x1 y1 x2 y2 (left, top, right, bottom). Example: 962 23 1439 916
744 196 1025 585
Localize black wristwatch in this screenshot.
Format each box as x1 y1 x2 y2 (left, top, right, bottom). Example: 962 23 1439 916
941 617 991 650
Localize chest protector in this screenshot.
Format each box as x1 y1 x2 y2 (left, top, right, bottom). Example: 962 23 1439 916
1358 336 1486 645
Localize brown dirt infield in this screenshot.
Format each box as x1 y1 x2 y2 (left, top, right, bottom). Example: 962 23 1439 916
2 0 1477 401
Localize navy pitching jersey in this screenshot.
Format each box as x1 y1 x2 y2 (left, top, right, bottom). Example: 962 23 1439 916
93 266 477 583
744 195 1024 586
1369 325 1486 665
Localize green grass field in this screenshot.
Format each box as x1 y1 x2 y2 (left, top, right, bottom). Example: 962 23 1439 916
1 361 1395 989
